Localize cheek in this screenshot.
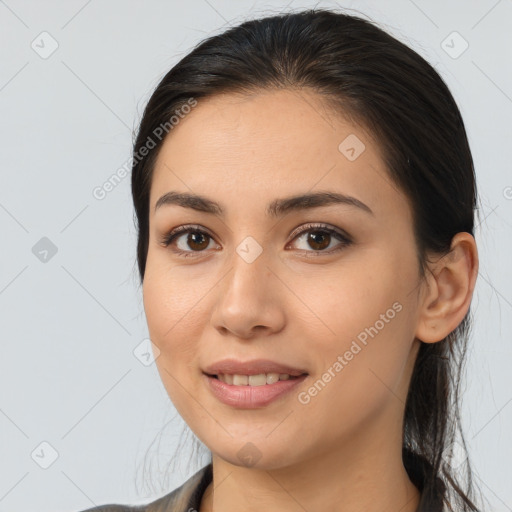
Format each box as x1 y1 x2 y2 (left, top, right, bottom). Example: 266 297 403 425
292 257 417 399
142 256 206 341
142 269 206 419
296 301 415 440
288 259 398 342
308 290 409 386
142 268 201 396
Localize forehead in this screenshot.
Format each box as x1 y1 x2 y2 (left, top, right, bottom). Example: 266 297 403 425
149 89 408 221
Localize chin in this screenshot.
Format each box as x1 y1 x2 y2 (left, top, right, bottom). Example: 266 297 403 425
207 437 303 471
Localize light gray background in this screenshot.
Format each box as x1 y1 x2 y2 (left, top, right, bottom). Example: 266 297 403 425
0 1 511 511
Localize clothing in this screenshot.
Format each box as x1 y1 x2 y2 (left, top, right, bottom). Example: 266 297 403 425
78 463 212 512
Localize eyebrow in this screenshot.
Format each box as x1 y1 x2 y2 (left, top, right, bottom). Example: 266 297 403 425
154 190 374 217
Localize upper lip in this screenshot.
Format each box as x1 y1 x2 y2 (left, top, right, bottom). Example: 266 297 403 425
203 358 308 377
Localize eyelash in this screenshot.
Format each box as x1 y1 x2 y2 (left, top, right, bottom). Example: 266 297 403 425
159 223 353 259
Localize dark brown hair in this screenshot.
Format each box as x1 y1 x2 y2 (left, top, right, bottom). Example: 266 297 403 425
131 8 484 511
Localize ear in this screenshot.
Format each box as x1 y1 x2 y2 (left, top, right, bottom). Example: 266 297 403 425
415 232 479 343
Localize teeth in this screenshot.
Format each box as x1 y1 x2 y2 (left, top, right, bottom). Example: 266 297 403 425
217 373 297 385
248 374 266 386
233 374 248 385
266 373 280 384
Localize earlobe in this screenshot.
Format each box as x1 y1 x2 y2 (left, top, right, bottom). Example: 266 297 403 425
414 232 478 344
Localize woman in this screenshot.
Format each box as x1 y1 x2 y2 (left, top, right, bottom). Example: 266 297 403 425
81 7 483 512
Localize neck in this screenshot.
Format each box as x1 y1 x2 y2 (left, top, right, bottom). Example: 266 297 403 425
199 432 420 512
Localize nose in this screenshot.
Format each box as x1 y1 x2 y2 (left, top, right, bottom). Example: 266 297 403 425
210 246 286 340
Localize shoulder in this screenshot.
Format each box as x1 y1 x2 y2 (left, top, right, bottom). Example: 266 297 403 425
75 463 212 512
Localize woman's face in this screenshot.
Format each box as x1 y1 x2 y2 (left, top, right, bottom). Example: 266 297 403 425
143 89 424 469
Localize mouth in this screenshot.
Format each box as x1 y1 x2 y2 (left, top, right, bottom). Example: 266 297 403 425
204 372 308 385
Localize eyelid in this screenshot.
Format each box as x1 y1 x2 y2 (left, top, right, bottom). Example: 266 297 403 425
287 222 351 244
159 223 217 247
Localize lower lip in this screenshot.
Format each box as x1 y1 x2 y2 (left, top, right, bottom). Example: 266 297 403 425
203 373 308 408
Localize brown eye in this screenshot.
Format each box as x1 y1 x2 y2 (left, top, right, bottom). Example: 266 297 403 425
183 231 210 251
306 231 331 251
288 223 352 255
161 222 352 259
161 225 218 257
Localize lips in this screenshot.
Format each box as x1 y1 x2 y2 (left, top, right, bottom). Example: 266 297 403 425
203 372 308 408
202 358 308 377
